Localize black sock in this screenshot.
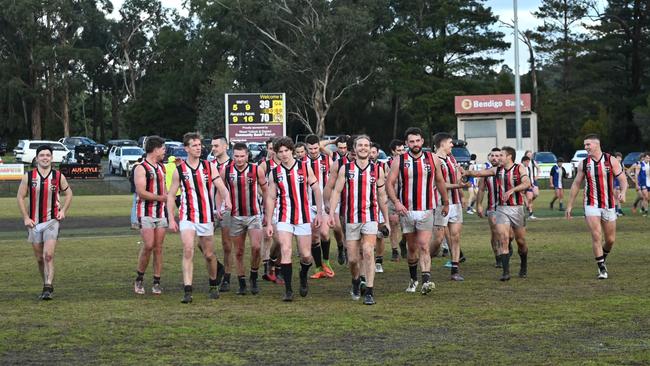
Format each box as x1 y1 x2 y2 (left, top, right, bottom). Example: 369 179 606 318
376 256 383 264
312 243 323 268
460 250 465 258
300 261 312 280
263 260 270 274
223 273 231 283
595 255 606 270
238 275 246 288
153 276 161 285
136 271 144 282
352 277 361 293
451 262 459 274
209 278 218 287
508 241 513 257
360 275 366 283
495 255 500 265
281 264 293 292
366 287 373 296
501 254 510 275
408 262 418 281
250 269 258 282
184 285 192 293
275 264 282 277
321 239 331 261
392 248 399 255
603 248 611 261
519 251 528 269
422 271 431 283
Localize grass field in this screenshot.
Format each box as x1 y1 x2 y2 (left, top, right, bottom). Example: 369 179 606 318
1 192 649 365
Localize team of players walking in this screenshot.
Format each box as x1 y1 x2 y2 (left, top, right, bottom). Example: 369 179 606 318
17 130 629 304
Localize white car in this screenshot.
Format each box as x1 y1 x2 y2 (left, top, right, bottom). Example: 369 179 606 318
13 140 69 164
570 150 588 177
108 146 144 176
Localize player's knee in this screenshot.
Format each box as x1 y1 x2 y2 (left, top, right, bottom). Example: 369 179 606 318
183 247 194 259
43 252 54 263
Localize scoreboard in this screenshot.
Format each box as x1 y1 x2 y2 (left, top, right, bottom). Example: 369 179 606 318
224 93 286 143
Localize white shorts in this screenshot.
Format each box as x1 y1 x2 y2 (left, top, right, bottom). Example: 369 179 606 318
584 206 617 222
399 210 434 233
434 203 463 226
276 222 311 236
27 219 59 243
180 220 215 237
345 221 378 241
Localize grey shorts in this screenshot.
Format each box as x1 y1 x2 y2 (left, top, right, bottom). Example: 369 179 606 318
387 201 397 216
496 206 526 228
399 210 434 233
345 221 378 241
140 216 168 229
486 209 497 218
216 210 232 229
27 219 59 243
434 203 463 226
230 215 263 236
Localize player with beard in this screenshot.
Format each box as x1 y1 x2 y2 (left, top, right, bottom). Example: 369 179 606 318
329 135 390 305
387 127 449 294
265 137 324 301
566 134 627 279
303 134 335 280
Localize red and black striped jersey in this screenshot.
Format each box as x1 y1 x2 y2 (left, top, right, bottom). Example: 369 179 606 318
337 155 354 214
272 160 311 225
224 163 261 216
331 152 348 164
397 152 437 210
496 164 525 206
437 155 462 205
305 153 329 206
262 158 278 178
484 176 498 211
178 160 215 223
582 153 616 209
214 158 232 176
27 169 62 224
344 161 380 224
136 160 166 219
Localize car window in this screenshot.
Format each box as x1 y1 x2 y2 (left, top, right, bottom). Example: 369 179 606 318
122 148 144 156
116 148 122 156
451 147 470 158
576 152 587 158
53 143 67 151
534 152 557 163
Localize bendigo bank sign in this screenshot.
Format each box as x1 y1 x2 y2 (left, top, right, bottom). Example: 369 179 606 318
455 94 531 114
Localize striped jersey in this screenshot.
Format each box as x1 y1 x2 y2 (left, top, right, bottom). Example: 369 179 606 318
331 152 348 164
496 164 526 206
337 155 354 215
550 164 564 189
437 155 462 205
224 163 261 216
272 160 311 224
305 154 330 206
344 161 380 224
397 152 436 210
177 160 215 223
214 157 232 175
136 160 166 219
582 153 616 209
27 169 62 224
484 175 498 211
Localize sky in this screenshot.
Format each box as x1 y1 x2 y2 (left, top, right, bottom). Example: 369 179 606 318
108 0 605 73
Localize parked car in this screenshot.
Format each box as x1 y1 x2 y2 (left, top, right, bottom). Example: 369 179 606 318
623 152 643 168
0 137 7 155
164 146 188 163
14 140 69 164
59 136 106 157
106 139 138 152
247 142 265 161
533 151 558 179
569 149 588 175
108 146 144 176
451 139 471 169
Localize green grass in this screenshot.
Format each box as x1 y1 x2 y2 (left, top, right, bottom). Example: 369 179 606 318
1 192 649 364
2 195 132 220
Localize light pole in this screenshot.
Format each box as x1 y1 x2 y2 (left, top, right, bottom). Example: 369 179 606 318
513 0 523 150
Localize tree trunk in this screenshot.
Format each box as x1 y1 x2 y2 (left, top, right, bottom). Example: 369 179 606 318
111 90 120 138
31 97 42 139
392 94 399 139
62 77 71 137
22 98 29 131
92 85 98 139
99 91 105 142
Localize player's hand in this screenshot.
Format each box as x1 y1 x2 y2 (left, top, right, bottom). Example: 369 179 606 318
169 219 179 232
265 224 274 238
314 214 321 228
395 202 408 215
565 207 573 219
23 217 35 228
504 189 514 200
441 204 449 217
56 210 66 221
215 209 223 220
328 214 336 228
224 200 232 212
459 181 471 188
476 206 484 218
618 192 626 203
